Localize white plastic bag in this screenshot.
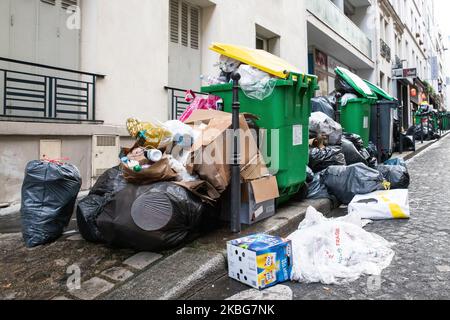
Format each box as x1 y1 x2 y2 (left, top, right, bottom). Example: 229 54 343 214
340 93 358 106
288 206 394 285
309 112 343 145
348 189 410 220
237 64 277 100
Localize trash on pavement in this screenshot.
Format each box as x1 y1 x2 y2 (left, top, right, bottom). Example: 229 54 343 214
323 163 386 205
237 64 277 100
77 166 127 243
384 158 406 167
306 171 337 204
179 90 221 123
21 160 82 248
377 165 410 189
306 166 314 183
227 234 292 289
309 112 343 145
221 176 279 225
311 96 335 120
288 206 395 284
96 182 208 252
309 146 346 173
348 189 410 220
340 137 368 165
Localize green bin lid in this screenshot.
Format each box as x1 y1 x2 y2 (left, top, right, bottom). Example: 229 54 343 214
335 67 377 99
363 80 396 101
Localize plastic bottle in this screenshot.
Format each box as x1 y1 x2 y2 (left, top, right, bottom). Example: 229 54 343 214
144 149 163 163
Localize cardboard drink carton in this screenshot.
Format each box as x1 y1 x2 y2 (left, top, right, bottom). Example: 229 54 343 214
227 234 292 289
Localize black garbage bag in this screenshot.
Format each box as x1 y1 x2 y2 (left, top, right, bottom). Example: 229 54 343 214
76 167 128 243
311 96 335 120
341 138 367 165
306 166 314 184
367 142 379 159
407 125 435 141
309 146 346 173
307 171 333 201
21 161 82 247
323 163 385 205
343 133 365 150
394 134 415 152
96 182 207 252
335 75 359 95
367 157 378 169
377 165 410 189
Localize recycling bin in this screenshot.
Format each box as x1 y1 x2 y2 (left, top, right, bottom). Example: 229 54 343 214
202 72 318 205
334 67 378 148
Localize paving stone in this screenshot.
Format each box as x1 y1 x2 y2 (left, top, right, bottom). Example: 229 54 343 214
123 252 162 270
436 265 450 273
101 267 134 282
66 234 83 241
52 296 72 300
69 277 114 300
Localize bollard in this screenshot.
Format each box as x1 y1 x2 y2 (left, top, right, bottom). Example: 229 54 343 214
230 72 241 233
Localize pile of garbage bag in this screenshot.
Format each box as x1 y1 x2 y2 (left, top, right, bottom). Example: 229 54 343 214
309 112 342 145
309 146 346 173
21 160 82 248
406 124 440 141
311 96 335 120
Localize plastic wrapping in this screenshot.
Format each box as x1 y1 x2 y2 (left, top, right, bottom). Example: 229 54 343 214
288 206 395 284
21 161 82 247
309 147 346 173
77 167 127 243
96 182 207 252
306 172 335 202
237 64 277 100
323 163 386 205
179 91 221 123
343 133 365 150
311 97 335 120
349 189 410 220
377 165 410 189
309 112 343 145
335 75 359 95
306 166 314 184
126 118 173 149
340 93 358 106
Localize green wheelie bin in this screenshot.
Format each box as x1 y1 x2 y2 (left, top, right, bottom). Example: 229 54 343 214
202 72 318 205
335 67 377 148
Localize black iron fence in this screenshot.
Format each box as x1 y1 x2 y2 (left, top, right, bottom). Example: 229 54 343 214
0 57 104 122
165 86 209 120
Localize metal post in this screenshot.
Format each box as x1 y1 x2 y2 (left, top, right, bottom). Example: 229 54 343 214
398 104 403 154
230 72 241 233
376 103 382 164
420 116 424 144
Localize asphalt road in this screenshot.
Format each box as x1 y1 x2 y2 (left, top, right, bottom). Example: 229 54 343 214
189 134 450 300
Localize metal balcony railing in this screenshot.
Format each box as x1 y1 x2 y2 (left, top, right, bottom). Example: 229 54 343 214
306 0 373 59
165 86 209 120
0 57 105 122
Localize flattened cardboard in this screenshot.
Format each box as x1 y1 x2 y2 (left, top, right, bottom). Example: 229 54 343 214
250 176 280 204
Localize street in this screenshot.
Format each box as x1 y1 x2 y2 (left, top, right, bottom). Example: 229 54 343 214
188 134 450 300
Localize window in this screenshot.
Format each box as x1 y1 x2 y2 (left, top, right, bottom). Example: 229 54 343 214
61 0 77 10
256 37 266 51
169 0 200 50
255 24 280 55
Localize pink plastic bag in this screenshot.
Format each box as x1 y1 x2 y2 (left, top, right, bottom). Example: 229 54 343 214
179 90 221 123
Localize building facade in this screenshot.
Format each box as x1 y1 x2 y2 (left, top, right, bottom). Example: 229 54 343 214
0 0 448 205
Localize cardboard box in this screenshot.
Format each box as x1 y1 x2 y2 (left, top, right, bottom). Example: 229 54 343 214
184 110 269 193
221 176 279 225
227 234 292 289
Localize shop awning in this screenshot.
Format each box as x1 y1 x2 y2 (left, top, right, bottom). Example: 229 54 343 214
209 43 302 79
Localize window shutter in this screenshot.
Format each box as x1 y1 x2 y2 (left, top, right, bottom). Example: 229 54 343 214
61 0 78 10
41 0 56 5
169 0 179 43
181 2 189 47
190 7 199 50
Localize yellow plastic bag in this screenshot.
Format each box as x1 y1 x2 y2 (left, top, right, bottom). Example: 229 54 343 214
126 118 173 149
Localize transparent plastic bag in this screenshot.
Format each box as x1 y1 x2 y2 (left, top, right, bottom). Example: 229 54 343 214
309 112 343 145
288 206 395 285
237 64 277 100
126 118 173 149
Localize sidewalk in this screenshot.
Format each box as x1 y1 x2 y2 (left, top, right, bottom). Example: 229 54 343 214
0 132 448 300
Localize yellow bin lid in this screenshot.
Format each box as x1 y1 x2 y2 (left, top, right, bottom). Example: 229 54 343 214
210 43 302 79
